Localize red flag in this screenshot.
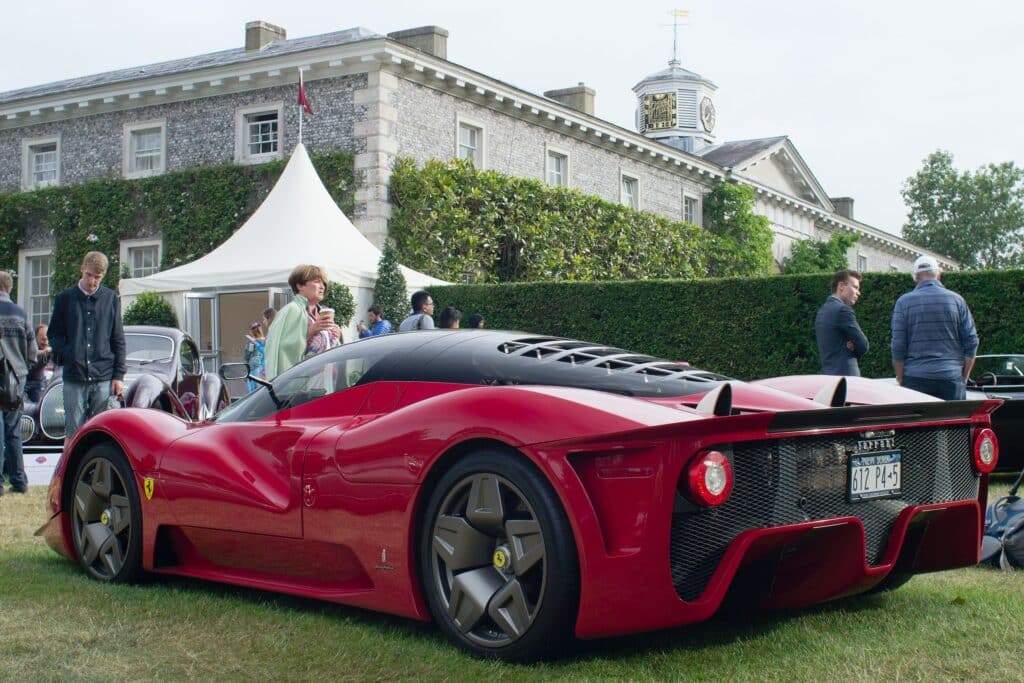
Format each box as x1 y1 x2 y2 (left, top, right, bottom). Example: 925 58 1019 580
297 69 314 116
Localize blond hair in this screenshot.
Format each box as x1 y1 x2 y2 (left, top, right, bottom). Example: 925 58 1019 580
82 251 109 274
0 270 12 292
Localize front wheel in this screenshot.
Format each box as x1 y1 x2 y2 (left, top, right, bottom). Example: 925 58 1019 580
420 450 579 662
69 443 143 582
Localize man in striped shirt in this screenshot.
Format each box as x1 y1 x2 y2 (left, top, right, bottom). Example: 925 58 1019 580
891 255 978 400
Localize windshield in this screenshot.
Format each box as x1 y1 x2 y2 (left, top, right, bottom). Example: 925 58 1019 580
215 340 391 423
972 356 1024 378
125 333 174 363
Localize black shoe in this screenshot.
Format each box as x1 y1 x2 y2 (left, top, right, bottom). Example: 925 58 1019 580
10 487 27 494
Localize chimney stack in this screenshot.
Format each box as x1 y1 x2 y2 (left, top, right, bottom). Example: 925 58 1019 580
246 20 286 52
387 26 449 59
831 197 854 220
543 83 596 116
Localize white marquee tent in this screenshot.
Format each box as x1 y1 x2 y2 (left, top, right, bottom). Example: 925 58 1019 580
119 143 445 364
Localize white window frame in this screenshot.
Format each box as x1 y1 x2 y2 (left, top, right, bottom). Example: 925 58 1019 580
683 192 702 226
857 253 868 272
17 248 55 327
21 135 61 191
545 143 570 187
123 119 167 178
235 102 284 164
620 172 640 209
455 113 486 168
119 238 163 278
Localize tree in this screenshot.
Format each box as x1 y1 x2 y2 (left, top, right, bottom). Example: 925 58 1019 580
702 182 775 277
901 150 1024 269
321 282 355 327
123 291 179 327
374 240 409 324
781 232 860 274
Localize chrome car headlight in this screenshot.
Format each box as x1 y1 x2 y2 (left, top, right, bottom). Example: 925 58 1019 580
39 384 66 440
19 414 36 442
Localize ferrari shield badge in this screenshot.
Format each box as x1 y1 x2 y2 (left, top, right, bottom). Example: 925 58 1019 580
143 477 155 500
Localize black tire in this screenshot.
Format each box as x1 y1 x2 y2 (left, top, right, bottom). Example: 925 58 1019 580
419 450 579 662
867 572 913 595
69 443 144 583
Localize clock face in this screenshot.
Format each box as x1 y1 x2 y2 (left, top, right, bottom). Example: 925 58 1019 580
700 97 716 132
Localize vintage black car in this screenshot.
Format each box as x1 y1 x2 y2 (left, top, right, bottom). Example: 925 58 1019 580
968 354 1024 472
20 325 229 458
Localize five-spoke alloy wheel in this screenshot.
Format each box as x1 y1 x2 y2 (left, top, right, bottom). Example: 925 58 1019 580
420 451 578 661
70 444 143 582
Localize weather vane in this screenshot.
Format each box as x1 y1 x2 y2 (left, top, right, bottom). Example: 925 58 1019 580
668 9 689 67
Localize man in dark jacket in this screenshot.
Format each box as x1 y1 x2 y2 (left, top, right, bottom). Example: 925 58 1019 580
0 270 37 493
47 252 126 439
815 269 869 376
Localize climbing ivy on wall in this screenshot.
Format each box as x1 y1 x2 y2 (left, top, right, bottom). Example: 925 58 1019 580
0 151 355 298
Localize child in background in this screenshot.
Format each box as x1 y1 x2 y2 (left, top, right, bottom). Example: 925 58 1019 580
243 321 266 392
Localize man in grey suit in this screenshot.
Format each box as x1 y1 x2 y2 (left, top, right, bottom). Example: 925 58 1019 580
815 269 869 376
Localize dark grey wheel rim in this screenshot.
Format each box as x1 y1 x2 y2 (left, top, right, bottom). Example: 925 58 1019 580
429 473 547 649
71 457 133 580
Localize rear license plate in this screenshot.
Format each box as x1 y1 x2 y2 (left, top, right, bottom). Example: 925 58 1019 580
848 452 901 502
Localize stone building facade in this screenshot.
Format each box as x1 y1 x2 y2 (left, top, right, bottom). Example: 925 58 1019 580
0 20 948 325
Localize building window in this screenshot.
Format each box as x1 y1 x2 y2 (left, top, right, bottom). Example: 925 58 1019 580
857 253 868 272
120 239 162 278
683 194 700 225
235 103 283 163
124 120 166 178
620 174 639 209
545 144 570 187
21 136 61 190
458 124 482 164
18 250 54 327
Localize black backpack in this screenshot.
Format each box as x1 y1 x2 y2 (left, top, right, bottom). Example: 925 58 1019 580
0 344 22 411
981 468 1024 570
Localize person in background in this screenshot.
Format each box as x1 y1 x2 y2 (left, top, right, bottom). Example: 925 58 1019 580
262 306 276 331
891 255 978 400
48 251 125 439
265 265 341 380
439 306 462 329
814 269 868 376
357 305 393 338
24 324 52 403
243 321 266 392
466 313 485 329
398 291 436 331
0 270 36 494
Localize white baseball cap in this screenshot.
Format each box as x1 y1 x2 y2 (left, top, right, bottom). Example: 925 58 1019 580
912 255 939 276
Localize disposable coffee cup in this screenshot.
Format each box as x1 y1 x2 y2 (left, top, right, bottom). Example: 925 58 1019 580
319 307 335 321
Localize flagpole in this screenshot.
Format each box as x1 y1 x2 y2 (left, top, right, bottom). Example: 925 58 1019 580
298 68 304 145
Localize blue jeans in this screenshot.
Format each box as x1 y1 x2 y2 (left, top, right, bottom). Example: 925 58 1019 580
1 408 27 492
63 380 113 439
902 375 967 401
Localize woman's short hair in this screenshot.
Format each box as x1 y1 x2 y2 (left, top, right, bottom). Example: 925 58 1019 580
287 264 328 294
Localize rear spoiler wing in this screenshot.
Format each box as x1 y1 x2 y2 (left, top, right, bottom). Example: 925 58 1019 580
768 399 1001 434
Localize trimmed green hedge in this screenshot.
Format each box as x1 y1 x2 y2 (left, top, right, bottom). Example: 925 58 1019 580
0 151 355 299
388 158 773 283
431 270 1024 379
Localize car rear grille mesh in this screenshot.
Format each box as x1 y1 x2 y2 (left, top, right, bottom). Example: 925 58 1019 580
669 426 977 602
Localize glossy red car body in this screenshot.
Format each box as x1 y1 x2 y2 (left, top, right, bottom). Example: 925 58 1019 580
41 331 1000 657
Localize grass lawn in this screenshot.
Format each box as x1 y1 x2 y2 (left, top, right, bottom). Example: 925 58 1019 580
2 483 1022 682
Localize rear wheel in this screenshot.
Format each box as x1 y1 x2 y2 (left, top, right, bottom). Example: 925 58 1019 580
69 444 143 582
420 451 579 662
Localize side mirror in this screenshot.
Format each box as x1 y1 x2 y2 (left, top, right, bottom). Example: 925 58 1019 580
219 362 251 381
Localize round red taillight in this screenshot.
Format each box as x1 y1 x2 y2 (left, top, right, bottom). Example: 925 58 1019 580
972 428 999 474
685 450 733 506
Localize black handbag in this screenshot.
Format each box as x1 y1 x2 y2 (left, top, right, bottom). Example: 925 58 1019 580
981 468 1024 570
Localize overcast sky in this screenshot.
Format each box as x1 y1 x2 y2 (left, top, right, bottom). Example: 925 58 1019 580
4 0 1022 236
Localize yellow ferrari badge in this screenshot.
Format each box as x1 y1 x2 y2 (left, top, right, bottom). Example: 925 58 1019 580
493 549 508 570
143 477 155 500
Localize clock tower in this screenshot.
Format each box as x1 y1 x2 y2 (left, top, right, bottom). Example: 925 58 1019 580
633 58 717 153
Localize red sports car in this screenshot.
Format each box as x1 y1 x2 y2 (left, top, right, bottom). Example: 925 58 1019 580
39 331 1000 661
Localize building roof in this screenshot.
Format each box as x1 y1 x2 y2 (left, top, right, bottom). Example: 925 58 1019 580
634 62 714 89
697 136 788 168
0 27 381 105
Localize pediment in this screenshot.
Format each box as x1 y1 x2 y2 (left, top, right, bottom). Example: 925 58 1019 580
714 138 832 210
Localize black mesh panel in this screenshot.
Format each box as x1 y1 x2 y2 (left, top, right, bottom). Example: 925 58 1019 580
669 426 977 601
